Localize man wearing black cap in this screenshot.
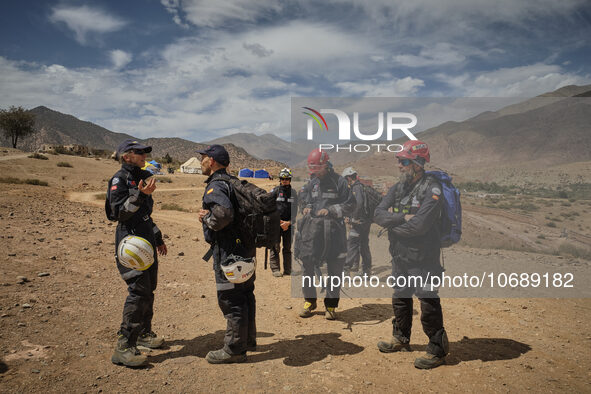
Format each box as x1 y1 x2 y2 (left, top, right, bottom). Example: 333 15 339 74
197 144 257 364
106 139 168 367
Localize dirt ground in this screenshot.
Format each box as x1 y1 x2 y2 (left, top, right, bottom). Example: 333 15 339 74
1 150 590 393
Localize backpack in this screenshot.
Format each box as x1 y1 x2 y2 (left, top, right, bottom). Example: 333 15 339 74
215 175 280 250
422 171 462 247
362 184 383 220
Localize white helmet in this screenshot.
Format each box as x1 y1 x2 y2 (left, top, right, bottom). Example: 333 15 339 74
341 167 357 177
117 235 154 271
221 255 256 284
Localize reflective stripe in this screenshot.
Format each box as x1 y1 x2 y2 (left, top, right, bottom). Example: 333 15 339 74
216 282 235 291
276 197 286 201
153 225 161 234
311 191 319 197
121 268 143 281
322 192 337 198
287 198 294 203
332 204 343 218
123 199 140 213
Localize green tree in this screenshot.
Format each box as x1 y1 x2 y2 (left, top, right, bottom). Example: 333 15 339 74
163 152 173 163
0 106 36 148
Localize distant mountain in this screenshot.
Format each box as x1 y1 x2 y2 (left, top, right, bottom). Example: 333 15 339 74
205 132 307 166
344 85 591 178
0 106 285 170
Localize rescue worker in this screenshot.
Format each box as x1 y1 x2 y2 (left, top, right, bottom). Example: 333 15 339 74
197 144 256 364
269 168 297 277
106 139 168 367
373 140 449 369
297 149 355 320
342 167 372 276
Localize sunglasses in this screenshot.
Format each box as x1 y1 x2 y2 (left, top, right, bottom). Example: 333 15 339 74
398 158 412 166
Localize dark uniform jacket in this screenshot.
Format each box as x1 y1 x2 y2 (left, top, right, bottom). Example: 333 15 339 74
106 163 164 248
374 174 443 274
202 169 255 275
296 170 356 261
349 180 369 225
270 184 297 222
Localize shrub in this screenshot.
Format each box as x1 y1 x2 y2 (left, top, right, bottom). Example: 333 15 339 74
546 222 557 228
557 243 591 260
28 153 48 160
57 162 73 168
0 176 22 184
161 203 187 212
537 234 546 239
24 179 48 186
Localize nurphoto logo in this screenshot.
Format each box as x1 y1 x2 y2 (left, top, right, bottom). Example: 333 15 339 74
303 107 419 153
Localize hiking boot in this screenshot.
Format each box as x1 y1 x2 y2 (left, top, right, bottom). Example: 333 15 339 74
206 348 247 364
137 331 164 349
299 301 317 318
272 271 283 277
111 335 147 367
325 307 337 320
414 352 445 369
377 336 411 353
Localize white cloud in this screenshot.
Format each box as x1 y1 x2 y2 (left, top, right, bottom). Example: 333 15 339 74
163 0 282 28
439 63 591 96
49 5 127 45
337 77 425 96
110 50 132 69
392 43 466 67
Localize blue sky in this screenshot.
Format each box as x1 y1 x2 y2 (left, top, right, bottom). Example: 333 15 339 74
1 0 590 141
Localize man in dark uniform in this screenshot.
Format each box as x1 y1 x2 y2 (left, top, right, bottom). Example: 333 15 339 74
297 149 355 320
342 167 372 276
106 139 168 367
197 144 256 364
269 168 297 277
373 140 449 369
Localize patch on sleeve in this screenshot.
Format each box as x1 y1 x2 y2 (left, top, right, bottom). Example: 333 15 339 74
207 188 214 194
112 177 120 185
431 187 441 196
432 195 439 200
110 185 118 191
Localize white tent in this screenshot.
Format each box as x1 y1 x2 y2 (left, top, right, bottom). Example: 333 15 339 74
180 157 202 174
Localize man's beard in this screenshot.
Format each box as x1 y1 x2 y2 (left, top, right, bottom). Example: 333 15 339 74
399 168 415 184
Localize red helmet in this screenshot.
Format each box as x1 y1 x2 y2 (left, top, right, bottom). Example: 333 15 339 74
396 140 430 164
307 148 330 174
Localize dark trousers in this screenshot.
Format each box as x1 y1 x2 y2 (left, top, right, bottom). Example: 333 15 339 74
391 287 446 357
301 255 345 308
115 225 158 345
345 223 372 273
213 244 257 355
215 274 257 355
270 227 292 274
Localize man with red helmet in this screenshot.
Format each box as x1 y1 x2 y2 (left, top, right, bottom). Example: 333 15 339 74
373 140 449 369
295 148 355 320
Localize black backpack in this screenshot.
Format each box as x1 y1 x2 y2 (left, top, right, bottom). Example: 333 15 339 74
215 175 280 250
362 184 383 220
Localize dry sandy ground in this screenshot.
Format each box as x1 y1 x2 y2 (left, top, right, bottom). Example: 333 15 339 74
1 151 590 393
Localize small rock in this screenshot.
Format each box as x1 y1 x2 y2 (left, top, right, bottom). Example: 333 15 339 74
17 276 28 282
50 256 57 260
192 237 199 242
18 322 26 327
22 303 32 309
285 306 292 310
79 353 86 358
8 253 16 257
178 252 185 256
1 313 9 318
31 369 40 374
201 294 206 298
38 272 50 277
